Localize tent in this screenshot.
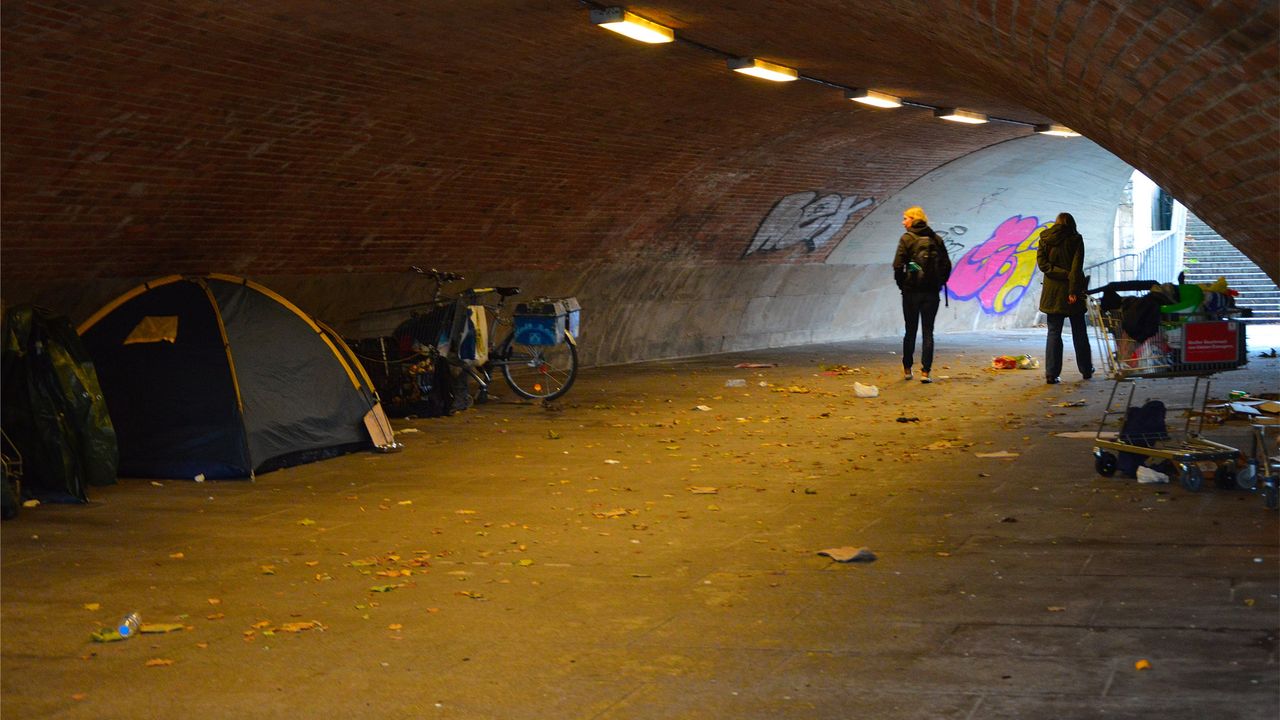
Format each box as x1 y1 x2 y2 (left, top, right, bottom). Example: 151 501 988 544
78 274 394 479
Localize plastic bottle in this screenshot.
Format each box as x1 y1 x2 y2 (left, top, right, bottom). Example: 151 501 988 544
118 611 141 638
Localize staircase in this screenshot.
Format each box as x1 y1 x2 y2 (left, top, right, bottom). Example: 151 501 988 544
1182 215 1280 324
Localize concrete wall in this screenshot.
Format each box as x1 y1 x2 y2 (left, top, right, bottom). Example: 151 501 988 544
14 136 1136 368
827 135 1134 332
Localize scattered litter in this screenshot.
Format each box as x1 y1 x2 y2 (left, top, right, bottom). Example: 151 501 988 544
144 658 175 667
193 473 205 482
1134 659 1152 671
693 405 712 412
1056 400 1087 407
396 428 420 434
853 382 879 398
21 499 39 508
976 451 1020 458
818 364 861 376
817 546 877 563
896 416 920 423
687 486 718 494
1136 466 1170 484
734 362 776 368
297 518 317 526
991 354 1038 370
1001 517 1018 523
724 379 747 387
546 430 560 440
1046 606 1066 612
604 459 622 465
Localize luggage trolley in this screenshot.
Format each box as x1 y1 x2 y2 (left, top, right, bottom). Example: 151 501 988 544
1085 280 1248 492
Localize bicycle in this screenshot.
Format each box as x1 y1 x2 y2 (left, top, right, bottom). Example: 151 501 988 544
354 268 580 411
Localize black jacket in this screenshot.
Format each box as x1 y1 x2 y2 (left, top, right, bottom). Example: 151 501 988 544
1036 222 1086 315
893 220 951 293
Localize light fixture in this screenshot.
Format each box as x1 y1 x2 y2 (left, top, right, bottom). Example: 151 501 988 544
935 107 988 124
727 57 799 82
589 7 674 44
1035 123 1081 137
845 89 901 108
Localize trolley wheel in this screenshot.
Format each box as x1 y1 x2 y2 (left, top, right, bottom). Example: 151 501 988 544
1235 462 1258 491
1214 462 1237 490
1180 464 1204 493
1264 479 1279 510
1094 451 1118 477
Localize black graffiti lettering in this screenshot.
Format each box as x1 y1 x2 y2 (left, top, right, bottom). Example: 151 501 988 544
744 191 875 257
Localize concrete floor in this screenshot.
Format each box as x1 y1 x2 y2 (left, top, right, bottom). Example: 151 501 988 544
3 328 1278 720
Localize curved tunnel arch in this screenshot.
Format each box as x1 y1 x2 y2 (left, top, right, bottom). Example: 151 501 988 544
1 1 1274 363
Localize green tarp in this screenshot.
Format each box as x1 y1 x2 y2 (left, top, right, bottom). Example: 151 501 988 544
2 305 118 502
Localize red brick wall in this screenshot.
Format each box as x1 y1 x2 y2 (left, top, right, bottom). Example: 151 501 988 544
2 1 1275 292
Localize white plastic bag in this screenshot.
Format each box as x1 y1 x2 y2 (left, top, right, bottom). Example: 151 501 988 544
853 382 879 398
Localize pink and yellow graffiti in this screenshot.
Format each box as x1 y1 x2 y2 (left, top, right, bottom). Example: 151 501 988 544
947 215 1049 314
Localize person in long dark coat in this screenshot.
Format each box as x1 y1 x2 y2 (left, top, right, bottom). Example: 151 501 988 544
1036 212 1094 384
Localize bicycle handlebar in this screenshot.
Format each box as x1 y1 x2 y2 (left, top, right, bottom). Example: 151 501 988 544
411 266 463 284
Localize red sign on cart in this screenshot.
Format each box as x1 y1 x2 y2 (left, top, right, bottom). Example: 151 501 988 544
1183 321 1238 363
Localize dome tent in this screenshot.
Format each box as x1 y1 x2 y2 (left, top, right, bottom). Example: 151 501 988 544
78 274 392 479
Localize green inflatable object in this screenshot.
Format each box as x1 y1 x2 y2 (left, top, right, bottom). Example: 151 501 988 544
1159 284 1203 314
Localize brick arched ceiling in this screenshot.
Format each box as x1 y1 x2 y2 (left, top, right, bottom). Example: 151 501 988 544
2 1 1276 289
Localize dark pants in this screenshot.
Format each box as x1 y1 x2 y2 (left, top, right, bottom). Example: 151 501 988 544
1045 312 1093 379
902 291 940 373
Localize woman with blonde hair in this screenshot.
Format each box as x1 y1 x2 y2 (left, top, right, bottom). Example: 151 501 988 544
893 206 951 383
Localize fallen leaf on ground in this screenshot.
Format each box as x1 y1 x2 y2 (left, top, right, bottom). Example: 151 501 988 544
1134 659 1152 671
169 552 184 559
140 623 185 634
71 693 87 701
687 486 718 494
1046 606 1066 612
144 658 175 667
297 518 317 526
976 451 1020 458
83 603 101 611
90 629 126 643
261 565 276 575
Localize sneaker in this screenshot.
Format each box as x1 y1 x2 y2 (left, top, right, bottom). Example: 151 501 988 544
1046 377 1061 385
904 370 913 381
920 372 933 384
1081 369 1094 380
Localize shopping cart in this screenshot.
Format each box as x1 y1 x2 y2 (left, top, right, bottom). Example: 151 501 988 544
1085 281 1248 492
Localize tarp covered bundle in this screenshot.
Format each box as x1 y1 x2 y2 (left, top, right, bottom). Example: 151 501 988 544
79 274 388 479
2 305 118 502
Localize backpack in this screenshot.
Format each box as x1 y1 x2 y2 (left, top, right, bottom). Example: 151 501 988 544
902 232 951 297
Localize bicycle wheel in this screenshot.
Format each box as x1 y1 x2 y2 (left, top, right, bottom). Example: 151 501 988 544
498 334 578 401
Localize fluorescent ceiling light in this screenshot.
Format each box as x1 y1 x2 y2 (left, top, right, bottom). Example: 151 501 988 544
589 7 674 43
845 89 901 108
1035 123 1082 137
935 107 988 124
727 57 798 82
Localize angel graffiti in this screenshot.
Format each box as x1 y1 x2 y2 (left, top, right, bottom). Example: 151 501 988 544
946 215 1050 314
